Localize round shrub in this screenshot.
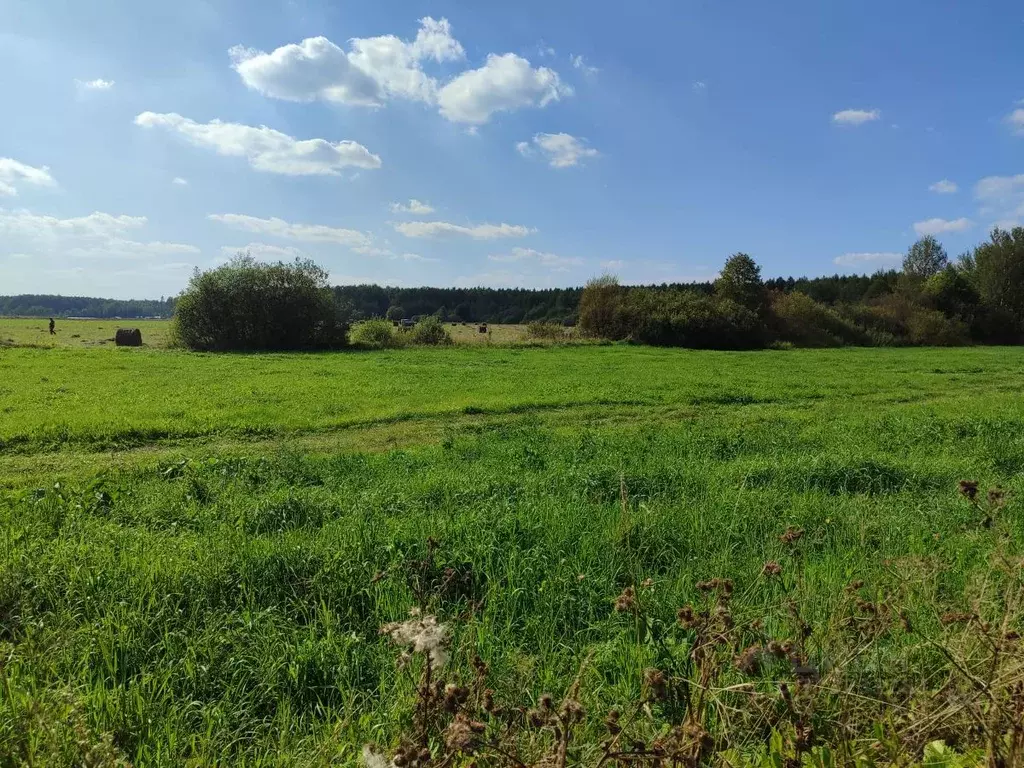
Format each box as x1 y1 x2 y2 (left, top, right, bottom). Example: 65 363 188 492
409 316 453 346
172 255 348 351
350 319 406 349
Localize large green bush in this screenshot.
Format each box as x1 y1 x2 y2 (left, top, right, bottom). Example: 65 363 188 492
409 316 453 346
350 319 406 349
172 256 347 352
770 291 866 347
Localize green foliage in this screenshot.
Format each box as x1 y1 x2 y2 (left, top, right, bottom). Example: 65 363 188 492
770 291 867 347
974 227 1024 328
386 305 405 321
903 236 949 281
171 255 347 352
621 288 765 348
715 252 766 311
906 308 971 346
350 318 406 349
409 316 453 346
525 321 567 340
578 274 625 339
921 265 981 319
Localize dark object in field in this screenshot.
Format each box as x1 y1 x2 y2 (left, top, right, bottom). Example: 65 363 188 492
115 328 143 347
478 324 488 333
49 318 56 335
392 320 400 327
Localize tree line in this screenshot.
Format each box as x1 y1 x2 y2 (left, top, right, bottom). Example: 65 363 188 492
0 294 175 319
579 227 1024 347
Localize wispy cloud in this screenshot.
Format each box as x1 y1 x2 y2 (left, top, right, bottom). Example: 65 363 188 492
928 179 958 194
832 108 881 126
913 217 973 236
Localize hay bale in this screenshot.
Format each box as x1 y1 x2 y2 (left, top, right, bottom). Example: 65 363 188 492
478 324 488 334
115 328 143 347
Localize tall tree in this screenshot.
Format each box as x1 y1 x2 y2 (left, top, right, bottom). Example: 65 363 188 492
714 253 765 311
903 236 949 280
973 227 1024 322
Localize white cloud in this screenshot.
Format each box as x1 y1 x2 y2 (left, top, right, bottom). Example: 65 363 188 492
488 246 583 271
0 208 199 261
437 53 571 124
394 220 535 239
0 158 57 197
692 81 707 92
974 174 1024 228
913 217 973 236
230 17 464 107
517 132 599 168
601 259 625 270
389 199 435 215
928 179 958 194
1006 108 1024 136
208 213 372 248
76 78 114 91
832 108 881 126
172 177 189 186
134 112 381 176
833 252 902 267
570 54 599 76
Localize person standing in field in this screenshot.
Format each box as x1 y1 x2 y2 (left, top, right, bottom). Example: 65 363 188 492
48 318 56 335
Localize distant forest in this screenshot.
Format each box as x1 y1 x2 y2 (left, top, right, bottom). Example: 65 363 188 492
0 270 901 324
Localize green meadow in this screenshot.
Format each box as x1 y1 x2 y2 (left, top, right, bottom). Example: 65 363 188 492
2 339 1024 764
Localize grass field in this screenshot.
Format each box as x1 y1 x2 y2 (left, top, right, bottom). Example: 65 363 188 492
0 318 536 351
2 339 1024 764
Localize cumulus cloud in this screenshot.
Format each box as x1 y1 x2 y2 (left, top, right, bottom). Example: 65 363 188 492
0 158 57 197
913 217 973 236
394 220 535 239
230 17 464 107
390 199 435 215
437 53 571 124
833 252 902 267
208 213 372 248
230 19 569 125
929 179 958 194
517 132 599 168
76 78 114 91
570 54 599 76
1006 108 1024 136
832 108 881 126
0 208 199 261
134 112 381 176
488 246 583 271
974 173 1024 228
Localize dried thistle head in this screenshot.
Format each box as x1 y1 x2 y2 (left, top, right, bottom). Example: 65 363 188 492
958 480 979 501
677 605 699 629
381 613 449 668
444 713 486 753
735 645 764 675
643 668 669 701
762 560 783 577
613 586 637 613
780 526 805 545
988 487 1007 507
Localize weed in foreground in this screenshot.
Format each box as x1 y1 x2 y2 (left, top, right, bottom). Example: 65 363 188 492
362 483 1021 767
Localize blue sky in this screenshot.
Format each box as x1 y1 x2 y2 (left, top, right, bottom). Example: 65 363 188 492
1 0 1022 299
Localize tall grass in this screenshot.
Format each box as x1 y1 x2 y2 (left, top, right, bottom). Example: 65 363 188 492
1 347 1024 764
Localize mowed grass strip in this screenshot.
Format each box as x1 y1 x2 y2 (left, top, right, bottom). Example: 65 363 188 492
2 345 1022 454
